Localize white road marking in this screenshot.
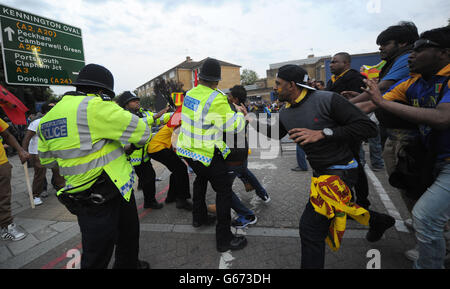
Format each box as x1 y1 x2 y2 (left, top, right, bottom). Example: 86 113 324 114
140 223 382 239
364 166 410 233
247 162 278 170
219 251 235 269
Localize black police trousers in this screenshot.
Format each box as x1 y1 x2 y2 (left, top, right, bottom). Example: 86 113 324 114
74 176 140 269
185 150 234 247
134 161 157 203
149 148 191 202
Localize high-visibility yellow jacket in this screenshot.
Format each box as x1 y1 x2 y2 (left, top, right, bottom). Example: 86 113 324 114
141 108 172 127
127 108 173 166
176 84 245 166
37 93 151 201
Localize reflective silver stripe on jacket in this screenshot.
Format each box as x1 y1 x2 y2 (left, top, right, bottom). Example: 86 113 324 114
77 96 95 151
180 127 217 141
202 91 220 116
137 122 151 146
182 90 221 130
119 114 140 143
181 114 214 130
41 160 58 169
59 146 124 175
38 139 109 159
222 113 244 131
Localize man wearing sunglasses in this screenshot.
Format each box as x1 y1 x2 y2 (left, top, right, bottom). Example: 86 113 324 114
345 23 422 254
363 26 450 269
345 23 420 187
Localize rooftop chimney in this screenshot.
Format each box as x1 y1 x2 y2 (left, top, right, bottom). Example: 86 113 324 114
307 54 315 58
186 56 192 62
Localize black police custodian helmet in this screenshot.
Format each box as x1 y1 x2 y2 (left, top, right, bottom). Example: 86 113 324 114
198 58 221 82
72 64 115 97
117 91 140 108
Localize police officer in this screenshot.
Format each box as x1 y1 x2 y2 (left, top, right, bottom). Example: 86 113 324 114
176 58 248 252
117 91 172 209
38 64 151 269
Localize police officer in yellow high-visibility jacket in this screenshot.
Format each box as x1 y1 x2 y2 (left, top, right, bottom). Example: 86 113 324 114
117 91 171 209
176 58 248 252
37 64 151 269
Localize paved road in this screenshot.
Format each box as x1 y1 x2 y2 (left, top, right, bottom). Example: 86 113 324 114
2 141 446 271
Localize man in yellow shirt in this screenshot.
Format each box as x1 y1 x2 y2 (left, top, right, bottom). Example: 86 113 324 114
0 118 30 241
147 107 192 211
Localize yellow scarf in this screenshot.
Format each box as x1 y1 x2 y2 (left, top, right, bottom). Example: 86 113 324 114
285 88 308 108
331 69 350 83
309 175 370 251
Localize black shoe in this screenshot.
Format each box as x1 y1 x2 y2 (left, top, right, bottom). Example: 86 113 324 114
217 236 248 252
144 200 163 209
366 213 395 242
176 199 193 211
137 260 150 269
291 167 307 172
193 214 216 227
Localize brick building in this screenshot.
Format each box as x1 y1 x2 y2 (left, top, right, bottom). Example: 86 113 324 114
135 56 241 98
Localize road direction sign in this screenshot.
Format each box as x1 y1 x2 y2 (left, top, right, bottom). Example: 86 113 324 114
0 4 85 86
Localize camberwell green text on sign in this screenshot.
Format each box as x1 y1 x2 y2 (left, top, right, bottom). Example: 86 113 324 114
0 4 85 86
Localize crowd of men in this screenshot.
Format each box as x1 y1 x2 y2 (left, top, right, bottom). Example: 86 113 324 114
0 21 448 270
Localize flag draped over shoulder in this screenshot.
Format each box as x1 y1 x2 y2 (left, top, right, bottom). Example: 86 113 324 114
309 175 370 251
0 85 29 125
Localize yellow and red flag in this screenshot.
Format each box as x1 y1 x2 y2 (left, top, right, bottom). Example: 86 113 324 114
309 175 370 251
361 61 386 80
171 92 184 107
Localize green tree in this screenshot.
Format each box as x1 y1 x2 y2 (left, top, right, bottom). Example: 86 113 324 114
153 78 184 110
241 69 259 85
139 95 156 110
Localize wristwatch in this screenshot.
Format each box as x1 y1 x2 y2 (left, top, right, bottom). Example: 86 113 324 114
322 128 334 138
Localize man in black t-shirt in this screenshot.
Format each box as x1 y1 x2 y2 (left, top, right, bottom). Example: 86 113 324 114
249 65 396 268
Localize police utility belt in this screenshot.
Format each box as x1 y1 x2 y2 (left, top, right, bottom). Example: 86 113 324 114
58 171 118 206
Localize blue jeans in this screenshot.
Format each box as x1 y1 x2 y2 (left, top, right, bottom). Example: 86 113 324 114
230 183 254 217
296 145 308 170
412 161 450 269
228 160 268 200
359 132 385 169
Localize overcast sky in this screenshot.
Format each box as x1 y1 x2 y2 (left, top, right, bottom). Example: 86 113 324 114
2 0 449 95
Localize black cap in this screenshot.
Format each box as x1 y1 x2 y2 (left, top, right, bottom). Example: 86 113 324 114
198 58 221 82
277 65 316 90
72 64 115 97
117 91 140 108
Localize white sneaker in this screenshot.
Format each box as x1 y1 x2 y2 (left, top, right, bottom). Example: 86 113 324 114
1 223 26 241
258 193 271 204
404 218 414 230
404 247 419 262
34 197 43 206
